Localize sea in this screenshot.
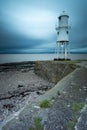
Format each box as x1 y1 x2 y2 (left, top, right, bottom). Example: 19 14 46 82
0 54 87 64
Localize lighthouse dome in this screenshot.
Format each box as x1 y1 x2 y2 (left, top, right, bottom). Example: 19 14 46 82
59 11 69 18
58 11 69 27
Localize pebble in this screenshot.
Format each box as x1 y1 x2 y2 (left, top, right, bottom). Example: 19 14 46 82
33 105 40 109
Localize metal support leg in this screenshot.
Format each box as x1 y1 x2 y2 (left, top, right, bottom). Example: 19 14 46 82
58 43 59 59
65 42 67 59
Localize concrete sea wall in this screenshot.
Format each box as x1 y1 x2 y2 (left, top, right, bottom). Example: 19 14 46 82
34 61 77 83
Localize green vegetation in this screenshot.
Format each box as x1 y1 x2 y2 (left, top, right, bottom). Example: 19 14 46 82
29 127 34 130
34 117 44 130
40 99 50 108
29 117 44 130
67 102 84 130
67 115 79 130
68 120 76 130
65 60 81 64
72 102 84 112
53 59 82 64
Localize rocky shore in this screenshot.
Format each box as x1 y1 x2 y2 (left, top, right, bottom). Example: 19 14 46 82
0 62 54 126
0 61 87 130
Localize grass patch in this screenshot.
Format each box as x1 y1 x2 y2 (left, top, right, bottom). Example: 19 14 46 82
65 60 81 68
67 102 84 130
67 116 79 130
65 60 81 64
40 99 50 108
68 120 76 130
72 102 84 112
34 117 44 130
29 127 34 130
29 117 44 130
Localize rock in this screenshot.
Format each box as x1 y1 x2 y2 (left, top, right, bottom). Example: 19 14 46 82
36 91 44 95
3 104 14 111
18 85 23 88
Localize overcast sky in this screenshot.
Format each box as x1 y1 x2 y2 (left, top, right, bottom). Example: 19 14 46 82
0 0 87 53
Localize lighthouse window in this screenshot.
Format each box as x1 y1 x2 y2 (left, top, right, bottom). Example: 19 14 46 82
67 31 68 34
59 17 61 20
57 32 59 35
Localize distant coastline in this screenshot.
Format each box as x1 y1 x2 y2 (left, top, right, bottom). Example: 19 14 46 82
0 53 87 64
0 52 87 54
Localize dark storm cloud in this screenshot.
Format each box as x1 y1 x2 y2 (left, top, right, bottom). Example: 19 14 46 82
0 31 45 49
0 25 47 54
0 0 87 53
68 0 87 51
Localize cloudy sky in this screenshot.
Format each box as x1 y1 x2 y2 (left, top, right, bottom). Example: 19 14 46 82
0 0 87 53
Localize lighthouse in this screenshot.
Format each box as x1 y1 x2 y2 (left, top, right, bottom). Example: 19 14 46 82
55 11 70 60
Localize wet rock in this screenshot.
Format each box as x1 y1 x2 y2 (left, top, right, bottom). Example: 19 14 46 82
36 91 44 95
18 84 23 88
3 104 14 110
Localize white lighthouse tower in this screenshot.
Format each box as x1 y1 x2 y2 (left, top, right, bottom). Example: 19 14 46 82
55 11 70 60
